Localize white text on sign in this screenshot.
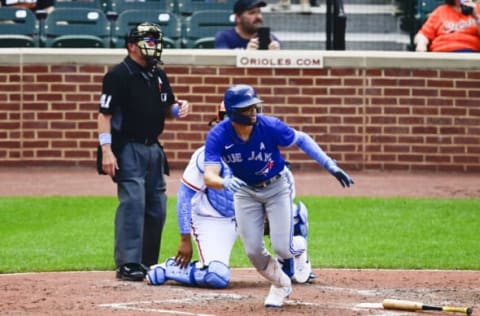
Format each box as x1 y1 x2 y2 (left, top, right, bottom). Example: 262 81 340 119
236 52 324 68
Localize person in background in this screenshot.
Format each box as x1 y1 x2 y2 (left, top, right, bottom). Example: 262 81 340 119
215 0 281 50
415 0 480 52
146 102 313 289
0 0 54 13
97 22 189 282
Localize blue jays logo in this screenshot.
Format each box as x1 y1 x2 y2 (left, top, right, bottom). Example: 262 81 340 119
250 142 273 176
255 159 274 176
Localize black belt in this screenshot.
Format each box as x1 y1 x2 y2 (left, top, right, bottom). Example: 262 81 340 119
252 173 282 189
127 136 158 146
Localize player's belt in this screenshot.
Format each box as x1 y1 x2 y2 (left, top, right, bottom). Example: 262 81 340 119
252 173 283 189
127 136 158 146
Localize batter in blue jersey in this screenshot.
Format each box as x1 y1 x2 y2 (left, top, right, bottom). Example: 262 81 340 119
204 84 354 308
146 102 314 290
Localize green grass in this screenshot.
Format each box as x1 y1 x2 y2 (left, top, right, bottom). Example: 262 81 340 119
0 196 478 273
308 197 480 269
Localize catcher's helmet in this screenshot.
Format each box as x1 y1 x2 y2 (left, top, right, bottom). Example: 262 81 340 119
127 22 164 65
208 101 227 126
223 84 263 125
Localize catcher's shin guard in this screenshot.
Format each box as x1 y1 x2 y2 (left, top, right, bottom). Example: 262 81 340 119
163 257 195 285
146 264 166 285
193 260 231 289
258 257 291 288
293 201 308 238
162 257 231 288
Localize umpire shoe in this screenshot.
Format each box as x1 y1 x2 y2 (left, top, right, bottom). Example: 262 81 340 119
264 284 292 307
116 263 146 281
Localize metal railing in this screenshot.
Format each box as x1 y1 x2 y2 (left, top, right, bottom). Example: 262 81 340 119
326 0 346 50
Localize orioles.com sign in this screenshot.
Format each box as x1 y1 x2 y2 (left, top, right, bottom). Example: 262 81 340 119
236 52 324 68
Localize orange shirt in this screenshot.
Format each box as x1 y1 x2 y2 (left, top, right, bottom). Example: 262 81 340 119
418 4 480 52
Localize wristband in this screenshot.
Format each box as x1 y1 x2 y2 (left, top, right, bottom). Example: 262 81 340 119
99 132 112 146
172 102 180 118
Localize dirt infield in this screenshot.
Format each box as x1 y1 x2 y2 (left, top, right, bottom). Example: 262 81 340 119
1 167 479 198
1 269 478 315
0 167 479 315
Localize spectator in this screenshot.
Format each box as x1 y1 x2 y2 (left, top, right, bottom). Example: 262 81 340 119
97 22 189 282
0 0 54 13
415 0 480 52
215 0 281 50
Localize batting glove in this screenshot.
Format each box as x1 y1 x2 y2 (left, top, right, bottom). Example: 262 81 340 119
223 176 247 193
325 162 354 188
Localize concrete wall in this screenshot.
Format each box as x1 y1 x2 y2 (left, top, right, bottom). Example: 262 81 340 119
1 48 479 172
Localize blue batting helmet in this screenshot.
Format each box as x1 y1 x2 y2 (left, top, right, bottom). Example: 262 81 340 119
224 84 263 111
223 84 263 125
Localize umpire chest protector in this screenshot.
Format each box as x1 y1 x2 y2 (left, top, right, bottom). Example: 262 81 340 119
101 56 175 140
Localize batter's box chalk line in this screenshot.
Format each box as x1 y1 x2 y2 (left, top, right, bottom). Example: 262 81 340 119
99 291 245 315
284 300 404 315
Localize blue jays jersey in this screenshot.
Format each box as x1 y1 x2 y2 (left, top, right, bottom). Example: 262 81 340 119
204 114 296 186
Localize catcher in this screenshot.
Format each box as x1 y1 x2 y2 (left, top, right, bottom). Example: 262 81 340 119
146 103 313 289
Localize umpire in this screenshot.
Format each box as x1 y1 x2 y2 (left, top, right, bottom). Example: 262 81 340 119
97 22 189 281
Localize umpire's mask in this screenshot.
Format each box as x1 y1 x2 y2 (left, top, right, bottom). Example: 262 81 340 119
127 22 164 67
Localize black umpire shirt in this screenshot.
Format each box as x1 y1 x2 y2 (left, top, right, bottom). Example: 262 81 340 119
99 56 175 141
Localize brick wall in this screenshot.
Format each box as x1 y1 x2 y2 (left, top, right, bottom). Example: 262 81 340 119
0 49 479 173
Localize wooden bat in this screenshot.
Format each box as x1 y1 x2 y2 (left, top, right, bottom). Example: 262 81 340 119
383 299 473 315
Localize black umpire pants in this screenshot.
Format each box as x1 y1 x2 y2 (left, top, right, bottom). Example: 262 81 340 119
113 141 167 268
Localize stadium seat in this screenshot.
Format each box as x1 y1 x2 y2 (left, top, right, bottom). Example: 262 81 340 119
417 0 443 25
54 0 102 9
110 0 174 15
41 8 110 48
0 7 38 47
182 9 235 48
54 0 112 13
112 10 181 48
177 0 236 16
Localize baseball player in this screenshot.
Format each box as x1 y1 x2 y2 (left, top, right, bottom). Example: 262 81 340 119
203 84 354 307
146 103 313 289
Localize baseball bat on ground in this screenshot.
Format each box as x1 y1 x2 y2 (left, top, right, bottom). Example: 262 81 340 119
383 299 473 315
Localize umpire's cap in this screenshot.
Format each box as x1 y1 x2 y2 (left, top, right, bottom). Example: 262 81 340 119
233 0 266 14
224 84 263 112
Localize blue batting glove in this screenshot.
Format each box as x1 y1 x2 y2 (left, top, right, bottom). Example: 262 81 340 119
223 176 247 193
325 161 354 188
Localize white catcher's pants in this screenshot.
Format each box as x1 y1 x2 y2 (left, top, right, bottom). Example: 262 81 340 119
191 212 238 266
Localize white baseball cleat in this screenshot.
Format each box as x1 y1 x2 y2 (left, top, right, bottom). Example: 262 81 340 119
292 251 312 284
264 284 292 308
